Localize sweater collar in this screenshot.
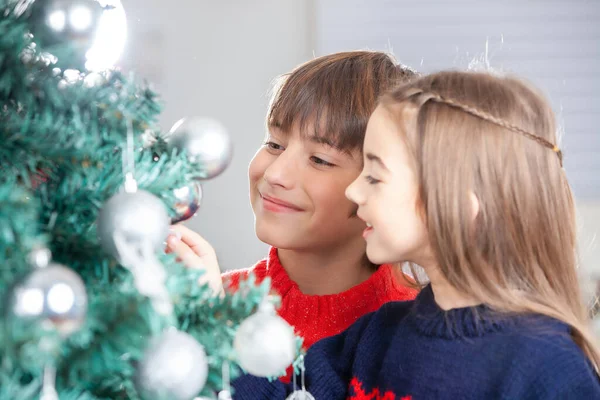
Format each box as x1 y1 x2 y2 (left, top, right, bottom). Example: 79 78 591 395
264 247 399 301
409 284 507 339
409 284 572 339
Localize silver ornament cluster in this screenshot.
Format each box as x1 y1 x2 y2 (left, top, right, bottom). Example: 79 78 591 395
167 117 233 180
97 189 170 261
234 298 296 377
171 181 203 224
135 329 208 400
10 247 87 338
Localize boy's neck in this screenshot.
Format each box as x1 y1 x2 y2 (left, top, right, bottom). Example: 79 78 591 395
277 241 375 295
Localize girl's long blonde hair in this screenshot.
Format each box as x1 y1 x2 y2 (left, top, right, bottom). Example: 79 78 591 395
381 70 600 372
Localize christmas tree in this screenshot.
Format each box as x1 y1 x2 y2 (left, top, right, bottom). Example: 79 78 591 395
0 1 299 398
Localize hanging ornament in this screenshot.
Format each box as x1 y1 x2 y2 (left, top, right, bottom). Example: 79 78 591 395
170 181 203 224
287 391 316 400
135 329 208 400
97 118 173 314
10 247 87 338
39 365 59 400
217 391 232 400
167 117 233 180
234 297 296 377
215 361 233 400
286 355 315 400
97 189 170 261
27 0 103 61
26 0 127 71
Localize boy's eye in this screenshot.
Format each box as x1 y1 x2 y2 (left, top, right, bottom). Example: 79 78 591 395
365 175 380 185
310 156 335 167
264 141 284 151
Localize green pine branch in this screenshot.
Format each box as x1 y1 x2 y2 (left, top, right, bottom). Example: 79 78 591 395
0 1 293 398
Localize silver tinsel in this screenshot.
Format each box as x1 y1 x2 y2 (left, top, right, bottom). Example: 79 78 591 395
135 329 208 400
167 117 233 180
97 190 169 261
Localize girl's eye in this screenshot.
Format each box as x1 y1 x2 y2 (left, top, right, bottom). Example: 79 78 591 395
310 156 335 167
365 175 380 185
264 141 284 151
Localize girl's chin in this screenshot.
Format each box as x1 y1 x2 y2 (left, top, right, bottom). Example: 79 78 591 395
366 246 401 266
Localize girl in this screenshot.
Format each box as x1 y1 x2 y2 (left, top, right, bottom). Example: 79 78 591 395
168 52 419 360
232 70 600 399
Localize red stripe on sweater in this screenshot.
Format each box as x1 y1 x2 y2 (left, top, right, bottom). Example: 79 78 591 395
348 377 411 400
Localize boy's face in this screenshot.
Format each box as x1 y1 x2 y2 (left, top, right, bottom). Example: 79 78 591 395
248 124 367 252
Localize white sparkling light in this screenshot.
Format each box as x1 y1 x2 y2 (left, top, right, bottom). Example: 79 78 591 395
69 5 93 32
47 283 75 314
17 288 45 316
47 10 66 32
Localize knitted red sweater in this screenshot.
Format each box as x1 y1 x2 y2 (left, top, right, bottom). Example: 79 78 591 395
222 247 418 379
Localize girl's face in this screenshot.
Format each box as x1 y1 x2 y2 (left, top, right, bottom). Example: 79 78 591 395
346 105 431 266
248 125 367 251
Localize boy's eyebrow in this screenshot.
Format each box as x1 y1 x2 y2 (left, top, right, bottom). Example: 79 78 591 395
307 135 356 156
366 153 389 171
308 134 337 148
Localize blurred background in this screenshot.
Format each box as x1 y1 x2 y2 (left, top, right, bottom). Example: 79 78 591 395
119 0 599 277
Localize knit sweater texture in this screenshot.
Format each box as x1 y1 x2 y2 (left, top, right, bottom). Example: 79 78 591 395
222 247 418 351
232 284 600 399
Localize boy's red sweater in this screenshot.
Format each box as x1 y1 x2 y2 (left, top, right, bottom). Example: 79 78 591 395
222 247 418 381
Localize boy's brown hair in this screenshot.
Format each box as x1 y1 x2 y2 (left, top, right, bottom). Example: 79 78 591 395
267 51 417 153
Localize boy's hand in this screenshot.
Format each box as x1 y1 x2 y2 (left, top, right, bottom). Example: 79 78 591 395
166 224 224 295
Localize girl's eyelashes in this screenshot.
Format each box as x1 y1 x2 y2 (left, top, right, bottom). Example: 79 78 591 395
365 175 381 185
310 156 335 167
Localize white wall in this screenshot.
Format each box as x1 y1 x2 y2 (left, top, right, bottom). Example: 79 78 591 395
315 0 600 280
122 0 314 270
580 203 600 288
120 0 599 277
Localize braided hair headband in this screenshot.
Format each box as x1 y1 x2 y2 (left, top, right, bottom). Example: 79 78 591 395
400 88 563 166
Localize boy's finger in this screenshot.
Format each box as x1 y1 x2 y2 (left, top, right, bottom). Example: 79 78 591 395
170 225 214 256
166 235 203 269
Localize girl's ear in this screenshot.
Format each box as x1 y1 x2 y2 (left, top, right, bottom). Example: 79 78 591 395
469 191 480 221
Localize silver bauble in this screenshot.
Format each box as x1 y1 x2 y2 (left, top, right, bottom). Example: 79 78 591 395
97 190 169 261
286 391 316 400
217 391 232 400
11 263 87 337
29 0 104 51
234 301 296 377
136 329 208 400
167 117 233 180
171 182 203 224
